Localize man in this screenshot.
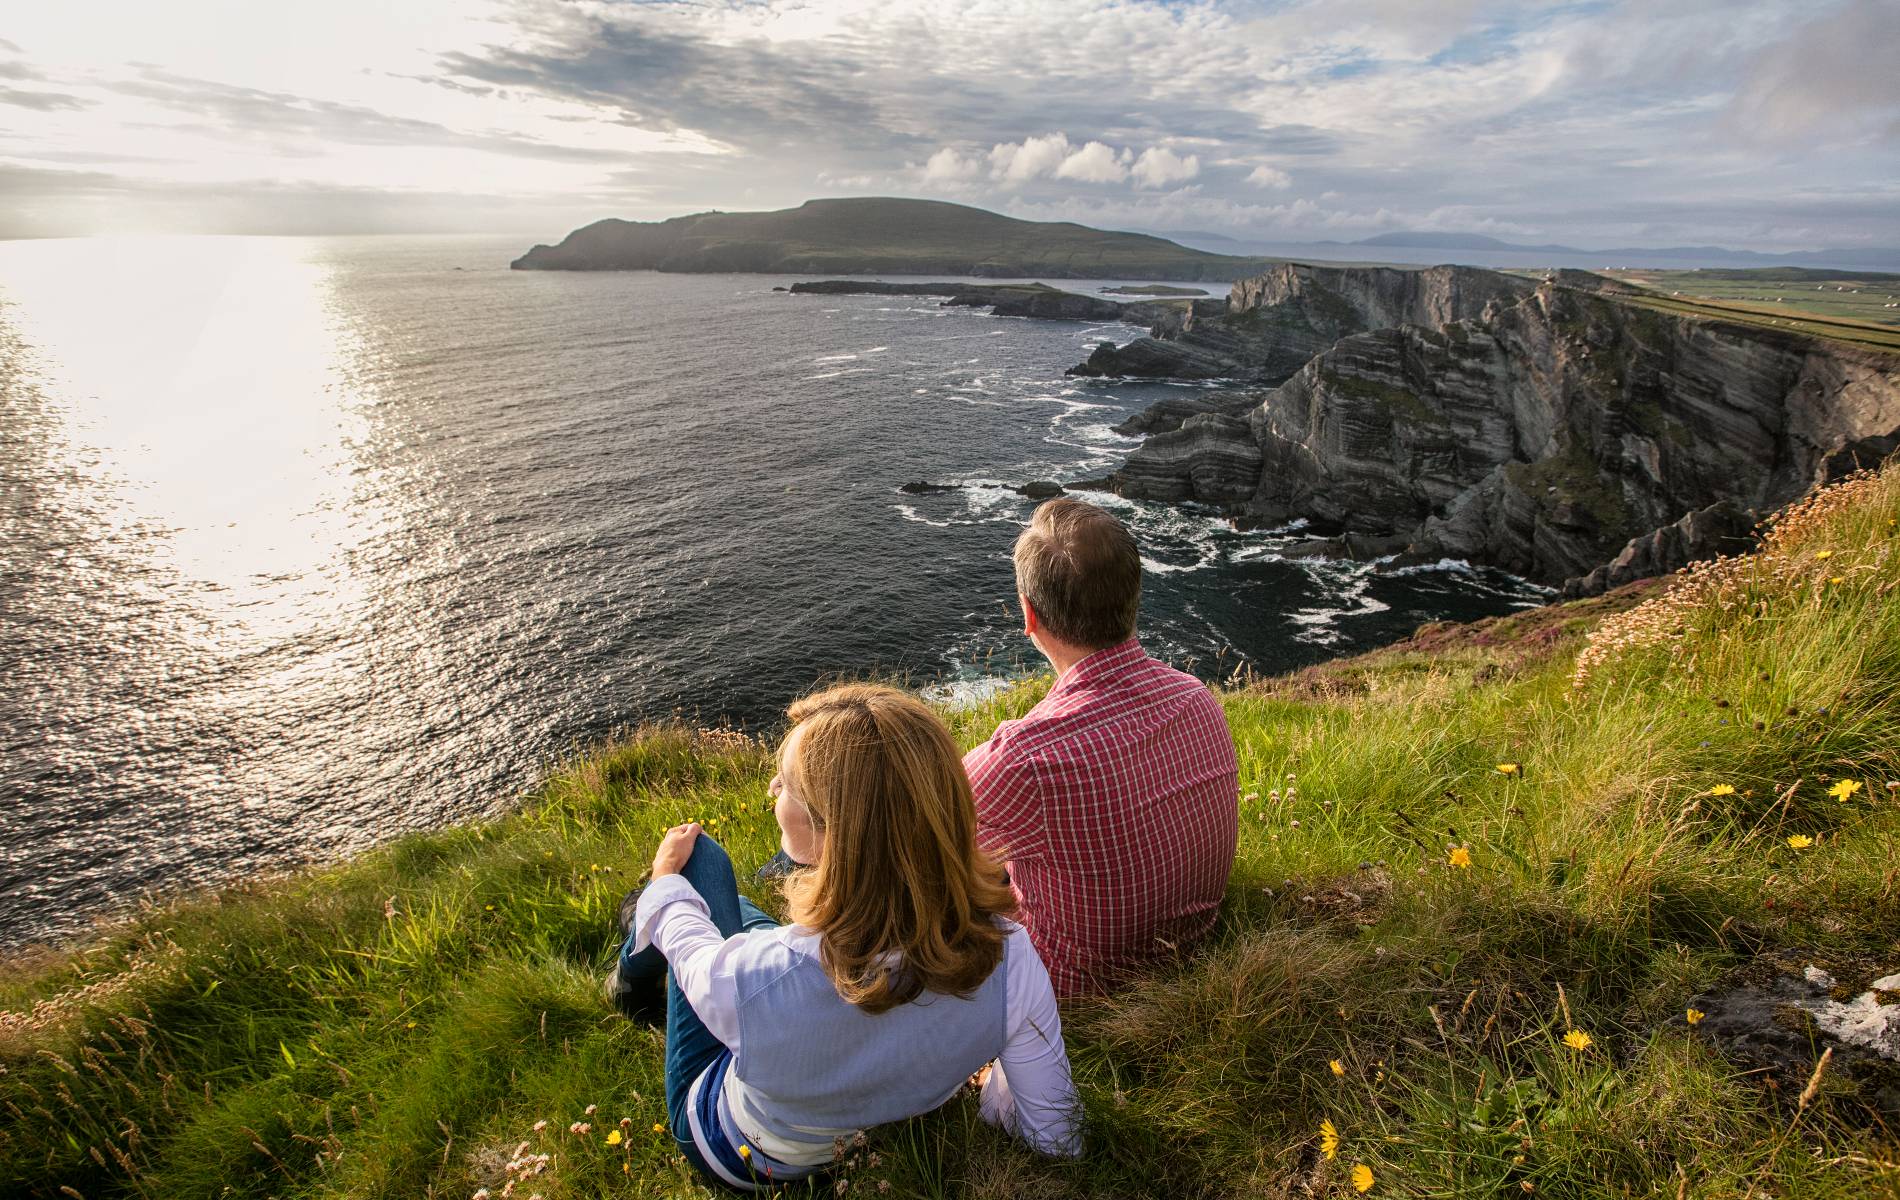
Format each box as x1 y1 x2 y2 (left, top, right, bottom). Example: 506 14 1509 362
965 497 1239 997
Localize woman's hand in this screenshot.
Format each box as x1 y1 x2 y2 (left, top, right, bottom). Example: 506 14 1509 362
651 822 702 878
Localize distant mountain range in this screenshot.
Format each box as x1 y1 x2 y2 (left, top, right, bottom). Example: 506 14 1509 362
513 198 1281 281
1155 229 1900 274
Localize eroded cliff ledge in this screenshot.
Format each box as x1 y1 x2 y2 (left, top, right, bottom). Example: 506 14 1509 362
1100 270 1900 592
1066 263 1543 383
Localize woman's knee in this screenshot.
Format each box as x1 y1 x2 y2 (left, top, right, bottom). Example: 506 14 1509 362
679 834 735 888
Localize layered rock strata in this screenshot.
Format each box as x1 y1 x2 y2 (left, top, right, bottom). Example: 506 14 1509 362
1068 263 1538 382
1107 276 1900 590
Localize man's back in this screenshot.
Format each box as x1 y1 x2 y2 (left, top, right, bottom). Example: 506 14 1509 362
964 638 1239 996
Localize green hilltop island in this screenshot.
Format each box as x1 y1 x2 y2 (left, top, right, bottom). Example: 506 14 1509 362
7 205 1900 1197
509 196 1282 280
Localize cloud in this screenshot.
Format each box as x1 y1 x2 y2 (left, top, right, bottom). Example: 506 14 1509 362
928 133 1190 190
103 69 630 164
1132 146 1200 188
0 160 594 238
437 7 889 154
1054 140 1128 183
0 0 1895 247
990 132 1075 184
0 84 90 111
922 146 984 182
1727 0 1900 144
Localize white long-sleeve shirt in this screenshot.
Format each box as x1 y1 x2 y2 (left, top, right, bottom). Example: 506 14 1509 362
633 872 1083 1158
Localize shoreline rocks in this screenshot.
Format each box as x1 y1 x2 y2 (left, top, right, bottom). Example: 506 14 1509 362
787 279 1204 324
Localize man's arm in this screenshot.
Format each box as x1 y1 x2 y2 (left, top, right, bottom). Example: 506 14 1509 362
964 735 1047 865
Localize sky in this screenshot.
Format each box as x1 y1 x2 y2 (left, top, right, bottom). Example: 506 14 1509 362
1 0 1896 249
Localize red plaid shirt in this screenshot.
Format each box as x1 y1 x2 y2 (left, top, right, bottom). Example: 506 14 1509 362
965 638 1239 996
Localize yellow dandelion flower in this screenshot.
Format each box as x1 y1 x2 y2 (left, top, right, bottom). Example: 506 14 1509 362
1707 784 1736 797
1496 763 1520 775
1352 1163 1375 1193
1449 846 1472 870
1814 550 1833 560
1827 779 1862 801
652 1123 665 1133
1829 576 1844 585
1686 1008 1705 1026
1329 1059 1346 1077
605 1129 623 1146
1787 834 1813 849
738 1145 752 1159
1562 1029 1593 1051
1319 1119 1340 1160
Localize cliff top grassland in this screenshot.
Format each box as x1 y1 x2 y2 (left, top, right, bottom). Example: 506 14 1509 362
5 466 1900 1199
1609 269 1900 352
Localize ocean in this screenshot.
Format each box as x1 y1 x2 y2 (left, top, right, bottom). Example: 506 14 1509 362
0 233 1546 948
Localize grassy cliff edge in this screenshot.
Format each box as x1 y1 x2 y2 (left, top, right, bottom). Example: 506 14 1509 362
5 468 1899 1199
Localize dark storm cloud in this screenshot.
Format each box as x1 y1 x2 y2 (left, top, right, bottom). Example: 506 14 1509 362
438 16 892 153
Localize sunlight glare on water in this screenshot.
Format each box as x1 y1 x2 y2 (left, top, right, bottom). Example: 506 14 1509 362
0 235 378 629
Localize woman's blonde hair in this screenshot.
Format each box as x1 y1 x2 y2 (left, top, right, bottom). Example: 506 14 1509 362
780 683 1014 1014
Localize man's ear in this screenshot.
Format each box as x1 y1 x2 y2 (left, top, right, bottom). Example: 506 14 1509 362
1019 593 1039 637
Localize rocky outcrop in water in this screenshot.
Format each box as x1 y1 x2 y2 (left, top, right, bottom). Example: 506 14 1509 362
787 280 1206 324
1068 263 1537 382
1106 274 1900 589
1110 392 1263 437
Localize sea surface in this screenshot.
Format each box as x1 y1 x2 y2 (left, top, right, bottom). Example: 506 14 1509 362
0 234 1546 948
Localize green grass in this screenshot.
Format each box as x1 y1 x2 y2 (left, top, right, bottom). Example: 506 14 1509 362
6 469 1900 1198
1610 269 1900 348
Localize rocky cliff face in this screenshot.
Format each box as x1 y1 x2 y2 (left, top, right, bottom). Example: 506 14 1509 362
1110 277 1900 589
1068 263 1537 382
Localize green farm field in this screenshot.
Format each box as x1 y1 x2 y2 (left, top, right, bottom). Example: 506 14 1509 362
1609 268 1900 349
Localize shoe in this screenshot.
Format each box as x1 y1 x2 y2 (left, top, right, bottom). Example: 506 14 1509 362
754 850 808 881
604 958 666 1025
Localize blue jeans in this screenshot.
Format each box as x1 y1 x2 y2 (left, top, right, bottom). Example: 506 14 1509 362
616 837 778 1185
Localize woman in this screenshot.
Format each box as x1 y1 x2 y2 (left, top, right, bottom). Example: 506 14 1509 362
613 683 1081 1191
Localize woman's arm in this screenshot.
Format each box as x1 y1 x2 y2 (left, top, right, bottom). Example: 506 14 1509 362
979 928 1082 1157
